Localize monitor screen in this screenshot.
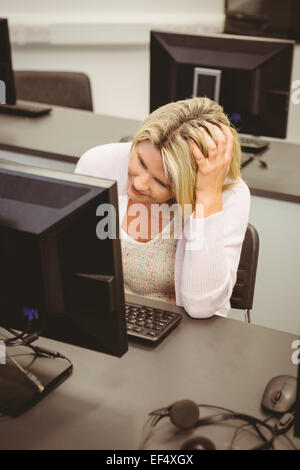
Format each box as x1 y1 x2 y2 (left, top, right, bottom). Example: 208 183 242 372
150 31 294 138
225 0 300 42
0 160 128 358
0 18 16 104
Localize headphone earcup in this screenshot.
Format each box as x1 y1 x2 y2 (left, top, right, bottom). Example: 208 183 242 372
169 400 199 430
181 436 216 450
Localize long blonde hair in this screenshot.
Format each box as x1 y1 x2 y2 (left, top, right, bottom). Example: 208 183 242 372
131 97 241 215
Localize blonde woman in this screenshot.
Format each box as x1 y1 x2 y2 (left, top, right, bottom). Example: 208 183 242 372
75 97 250 318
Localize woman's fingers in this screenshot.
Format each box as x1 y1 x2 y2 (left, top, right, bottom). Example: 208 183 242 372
191 123 234 170
220 124 234 164
193 123 234 195
203 123 234 164
200 126 218 159
212 124 227 158
190 140 206 164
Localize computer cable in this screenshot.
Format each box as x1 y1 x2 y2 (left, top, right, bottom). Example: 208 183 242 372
229 414 275 450
3 329 27 344
241 156 254 168
141 400 277 450
241 154 268 169
143 399 300 450
220 410 297 450
1 323 43 349
1 321 32 345
3 334 73 400
1 323 72 365
0 307 41 346
26 343 73 365
279 432 299 450
195 404 273 450
263 411 299 450
7 354 45 393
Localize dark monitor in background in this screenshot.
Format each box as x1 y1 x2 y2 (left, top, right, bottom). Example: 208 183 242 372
0 17 16 104
150 31 294 139
0 160 128 358
225 0 300 43
0 18 51 116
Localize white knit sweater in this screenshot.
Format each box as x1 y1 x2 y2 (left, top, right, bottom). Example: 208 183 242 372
75 142 251 319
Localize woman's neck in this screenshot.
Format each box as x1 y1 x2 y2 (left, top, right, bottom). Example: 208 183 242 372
123 198 176 242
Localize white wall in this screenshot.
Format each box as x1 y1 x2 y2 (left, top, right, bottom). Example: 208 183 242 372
11 43 151 121
0 0 225 18
231 196 300 336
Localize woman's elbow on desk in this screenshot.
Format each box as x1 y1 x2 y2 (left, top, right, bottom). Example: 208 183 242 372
180 274 234 319
181 298 216 319
182 301 232 319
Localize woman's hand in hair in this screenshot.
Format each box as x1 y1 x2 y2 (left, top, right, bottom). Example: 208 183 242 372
190 123 234 218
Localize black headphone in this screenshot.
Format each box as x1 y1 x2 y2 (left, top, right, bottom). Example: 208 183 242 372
142 399 277 450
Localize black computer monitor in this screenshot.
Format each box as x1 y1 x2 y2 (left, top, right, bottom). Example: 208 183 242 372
0 160 128 358
150 31 294 139
224 0 300 42
0 18 51 116
0 18 16 104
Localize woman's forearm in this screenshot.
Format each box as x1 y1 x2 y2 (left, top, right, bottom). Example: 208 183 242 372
194 191 223 218
181 180 251 318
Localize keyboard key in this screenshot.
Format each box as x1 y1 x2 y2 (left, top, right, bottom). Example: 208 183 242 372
125 303 182 343
133 327 143 333
147 331 158 337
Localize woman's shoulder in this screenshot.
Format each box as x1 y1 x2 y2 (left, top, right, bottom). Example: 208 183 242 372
222 176 251 225
223 176 250 201
75 142 131 180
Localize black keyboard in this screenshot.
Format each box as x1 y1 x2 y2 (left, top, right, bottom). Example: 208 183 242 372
125 302 182 344
0 102 52 117
240 136 270 154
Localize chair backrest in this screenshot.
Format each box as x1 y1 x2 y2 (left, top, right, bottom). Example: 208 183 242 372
14 71 93 111
230 223 259 310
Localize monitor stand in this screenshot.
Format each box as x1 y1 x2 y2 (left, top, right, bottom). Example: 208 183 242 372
0 101 52 118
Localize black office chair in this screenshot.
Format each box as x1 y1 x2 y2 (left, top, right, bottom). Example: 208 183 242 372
14 71 93 111
230 223 259 323
119 136 133 143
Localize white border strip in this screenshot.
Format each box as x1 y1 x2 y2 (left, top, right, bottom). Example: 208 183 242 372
8 16 225 46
